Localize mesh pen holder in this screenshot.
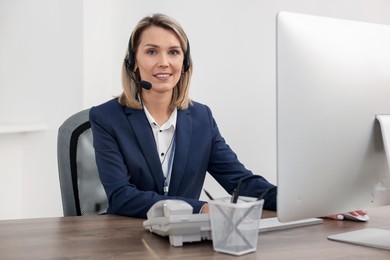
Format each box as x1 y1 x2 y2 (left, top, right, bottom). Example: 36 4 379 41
209 197 264 256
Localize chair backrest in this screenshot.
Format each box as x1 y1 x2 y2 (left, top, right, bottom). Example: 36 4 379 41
57 109 108 216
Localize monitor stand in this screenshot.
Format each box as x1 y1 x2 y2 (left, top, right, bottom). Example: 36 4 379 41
377 115 390 170
327 115 390 251
374 115 390 196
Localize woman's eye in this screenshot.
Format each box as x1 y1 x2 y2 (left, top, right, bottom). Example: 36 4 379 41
146 49 157 55
169 49 180 55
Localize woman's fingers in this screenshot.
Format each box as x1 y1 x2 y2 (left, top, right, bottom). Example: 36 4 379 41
325 214 344 220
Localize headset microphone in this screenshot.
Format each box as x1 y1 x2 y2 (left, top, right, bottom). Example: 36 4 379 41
140 80 152 90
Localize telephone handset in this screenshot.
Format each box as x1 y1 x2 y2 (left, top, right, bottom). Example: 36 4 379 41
143 200 211 246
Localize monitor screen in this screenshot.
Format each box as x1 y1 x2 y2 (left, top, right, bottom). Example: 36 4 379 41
276 12 390 222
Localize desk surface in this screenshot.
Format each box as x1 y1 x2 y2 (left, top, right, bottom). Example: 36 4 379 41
1 206 389 259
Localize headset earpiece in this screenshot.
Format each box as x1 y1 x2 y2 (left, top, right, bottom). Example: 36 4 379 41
124 38 135 72
183 41 190 72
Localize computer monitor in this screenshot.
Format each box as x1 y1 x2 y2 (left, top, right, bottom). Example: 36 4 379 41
276 12 390 223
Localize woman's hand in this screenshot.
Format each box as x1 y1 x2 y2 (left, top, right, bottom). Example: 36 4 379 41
326 210 367 220
200 203 209 214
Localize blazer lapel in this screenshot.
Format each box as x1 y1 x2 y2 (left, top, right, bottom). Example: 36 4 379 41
124 107 165 193
169 109 192 194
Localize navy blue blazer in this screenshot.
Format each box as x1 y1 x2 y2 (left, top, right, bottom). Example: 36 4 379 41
90 98 277 218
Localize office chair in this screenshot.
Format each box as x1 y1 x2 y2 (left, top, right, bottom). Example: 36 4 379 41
57 109 108 216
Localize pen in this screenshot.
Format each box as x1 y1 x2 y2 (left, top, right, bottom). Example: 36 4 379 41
257 189 269 201
203 189 214 200
231 178 243 203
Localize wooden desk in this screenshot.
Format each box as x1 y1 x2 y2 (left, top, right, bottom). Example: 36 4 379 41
1 206 389 259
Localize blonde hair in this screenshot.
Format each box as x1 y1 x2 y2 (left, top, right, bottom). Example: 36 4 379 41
119 13 193 109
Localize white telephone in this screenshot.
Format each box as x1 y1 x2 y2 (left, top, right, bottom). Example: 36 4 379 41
143 200 212 246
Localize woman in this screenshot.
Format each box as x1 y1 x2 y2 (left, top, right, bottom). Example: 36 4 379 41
89 13 276 218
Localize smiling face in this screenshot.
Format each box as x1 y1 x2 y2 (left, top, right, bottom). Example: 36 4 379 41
135 26 184 94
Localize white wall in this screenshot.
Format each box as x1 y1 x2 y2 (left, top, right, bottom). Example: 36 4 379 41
0 0 83 219
1 0 390 219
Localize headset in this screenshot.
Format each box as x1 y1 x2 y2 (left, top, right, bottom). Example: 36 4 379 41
124 36 191 74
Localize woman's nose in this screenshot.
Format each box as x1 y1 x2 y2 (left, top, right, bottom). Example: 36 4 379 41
158 54 169 67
